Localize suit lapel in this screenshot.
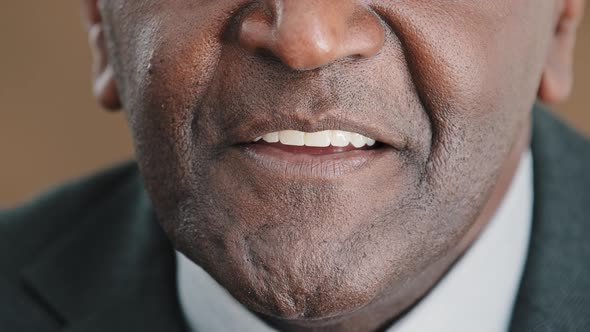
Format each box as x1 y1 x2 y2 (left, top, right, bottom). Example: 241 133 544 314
19 172 187 332
509 106 590 331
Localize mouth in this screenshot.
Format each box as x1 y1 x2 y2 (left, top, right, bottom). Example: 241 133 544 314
255 129 376 151
233 129 396 179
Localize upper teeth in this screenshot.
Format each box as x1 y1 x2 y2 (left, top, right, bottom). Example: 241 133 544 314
254 130 376 148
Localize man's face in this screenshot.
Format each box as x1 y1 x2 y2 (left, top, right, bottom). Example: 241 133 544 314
95 0 564 326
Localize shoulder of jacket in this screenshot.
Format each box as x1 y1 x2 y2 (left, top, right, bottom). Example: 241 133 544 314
0 161 140 274
533 105 590 166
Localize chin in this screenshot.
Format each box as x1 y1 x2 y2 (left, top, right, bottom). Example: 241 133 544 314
223 240 384 322
173 204 427 323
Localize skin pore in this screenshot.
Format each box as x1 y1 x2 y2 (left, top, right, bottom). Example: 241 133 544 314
82 0 584 331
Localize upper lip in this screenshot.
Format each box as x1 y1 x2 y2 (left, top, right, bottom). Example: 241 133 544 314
223 112 408 150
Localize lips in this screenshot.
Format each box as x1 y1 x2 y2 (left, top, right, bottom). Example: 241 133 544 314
228 126 396 178
220 108 407 178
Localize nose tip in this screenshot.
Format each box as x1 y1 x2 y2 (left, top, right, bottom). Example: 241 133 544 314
238 1 385 70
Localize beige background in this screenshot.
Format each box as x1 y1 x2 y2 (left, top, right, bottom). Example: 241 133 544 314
1 3 588 206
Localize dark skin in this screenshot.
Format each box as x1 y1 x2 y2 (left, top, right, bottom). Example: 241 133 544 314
82 0 584 331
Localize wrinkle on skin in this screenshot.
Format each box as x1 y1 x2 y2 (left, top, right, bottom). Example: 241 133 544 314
84 0 583 331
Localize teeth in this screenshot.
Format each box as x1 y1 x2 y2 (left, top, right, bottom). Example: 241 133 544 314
304 131 331 147
279 130 305 146
262 132 279 143
331 130 351 147
257 130 377 148
349 133 366 148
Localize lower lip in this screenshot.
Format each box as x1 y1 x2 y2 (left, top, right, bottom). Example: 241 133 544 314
235 143 393 178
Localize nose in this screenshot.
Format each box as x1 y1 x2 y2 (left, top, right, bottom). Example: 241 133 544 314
238 0 385 70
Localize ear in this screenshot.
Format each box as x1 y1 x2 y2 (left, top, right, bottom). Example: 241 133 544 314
81 0 121 110
538 0 586 104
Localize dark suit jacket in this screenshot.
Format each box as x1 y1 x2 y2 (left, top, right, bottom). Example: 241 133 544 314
1 106 589 332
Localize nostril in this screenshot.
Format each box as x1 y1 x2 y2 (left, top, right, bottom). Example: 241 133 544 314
238 9 274 54
254 48 284 65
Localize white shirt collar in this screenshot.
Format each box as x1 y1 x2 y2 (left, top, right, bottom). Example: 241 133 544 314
176 150 533 332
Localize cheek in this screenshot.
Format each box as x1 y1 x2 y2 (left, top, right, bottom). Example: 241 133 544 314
387 1 551 115
363 0 553 250
103 2 232 194
379 1 551 179
104 1 253 131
